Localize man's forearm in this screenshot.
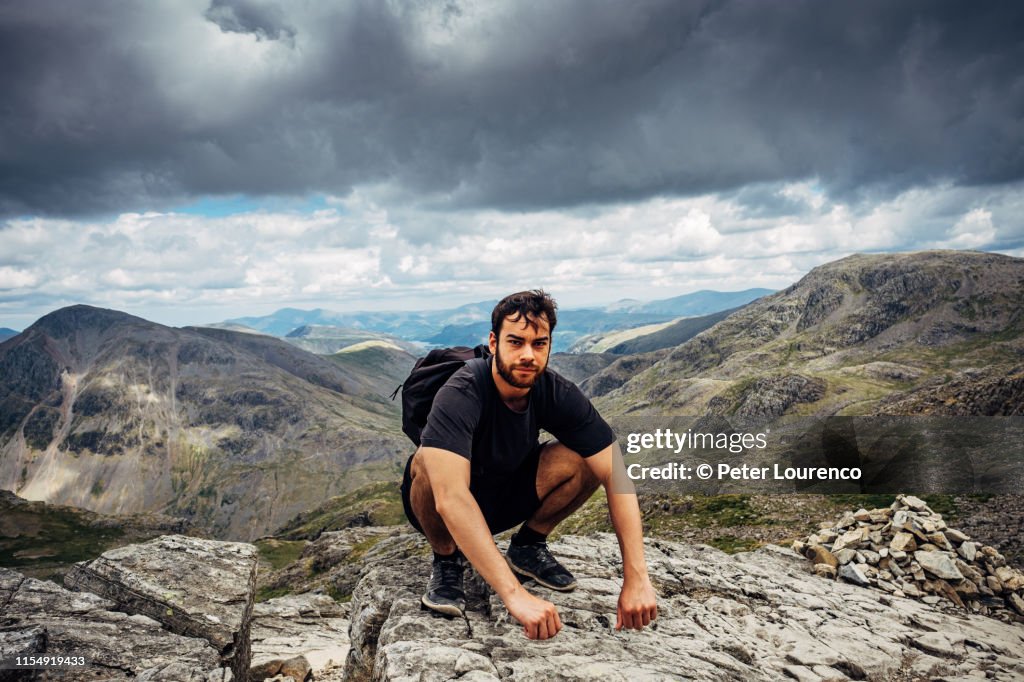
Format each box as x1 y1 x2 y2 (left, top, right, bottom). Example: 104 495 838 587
606 489 650 582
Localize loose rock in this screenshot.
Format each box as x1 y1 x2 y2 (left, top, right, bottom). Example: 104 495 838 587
797 496 1024 620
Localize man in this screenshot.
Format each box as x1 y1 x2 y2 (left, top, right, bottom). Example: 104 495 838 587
401 290 657 640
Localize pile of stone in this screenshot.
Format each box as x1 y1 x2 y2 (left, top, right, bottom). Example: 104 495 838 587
793 494 1024 621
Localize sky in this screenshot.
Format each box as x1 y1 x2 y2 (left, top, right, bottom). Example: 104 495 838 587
1 0 1022 330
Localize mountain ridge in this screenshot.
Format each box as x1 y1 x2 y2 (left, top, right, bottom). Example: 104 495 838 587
589 250 1024 417
0 305 407 540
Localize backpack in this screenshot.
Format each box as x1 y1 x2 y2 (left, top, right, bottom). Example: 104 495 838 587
391 344 491 445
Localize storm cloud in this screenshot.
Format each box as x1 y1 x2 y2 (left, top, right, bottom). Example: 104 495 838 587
2 0 1022 217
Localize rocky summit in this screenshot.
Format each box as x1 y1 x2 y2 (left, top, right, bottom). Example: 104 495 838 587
4 531 1024 681
590 251 1024 417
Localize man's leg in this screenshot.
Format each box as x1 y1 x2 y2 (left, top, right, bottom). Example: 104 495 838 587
406 450 465 616
506 442 600 591
407 450 458 554
528 441 601 534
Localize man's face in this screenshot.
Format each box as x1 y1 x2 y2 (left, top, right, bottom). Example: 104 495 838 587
490 312 551 390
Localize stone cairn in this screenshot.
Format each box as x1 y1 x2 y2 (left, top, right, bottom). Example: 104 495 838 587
793 494 1024 621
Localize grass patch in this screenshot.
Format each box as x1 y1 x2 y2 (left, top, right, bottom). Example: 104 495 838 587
275 481 406 540
0 506 126 572
348 535 384 562
255 585 293 602
638 494 777 539
556 492 777 541
255 539 308 571
920 495 958 517
549 490 613 539
326 585 352 603
827 494 897 511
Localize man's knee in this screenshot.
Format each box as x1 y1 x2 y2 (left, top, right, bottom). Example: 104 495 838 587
537 442 599 498
408 450 437 509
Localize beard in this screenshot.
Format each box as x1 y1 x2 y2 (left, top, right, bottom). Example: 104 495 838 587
495 346 544 389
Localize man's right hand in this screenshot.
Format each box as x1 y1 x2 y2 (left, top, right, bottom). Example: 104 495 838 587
503 586 562 640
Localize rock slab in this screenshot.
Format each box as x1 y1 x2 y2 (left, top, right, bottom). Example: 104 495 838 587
0 567 223 681
65 534 257 680
250 592 350 681
340 533 1024 681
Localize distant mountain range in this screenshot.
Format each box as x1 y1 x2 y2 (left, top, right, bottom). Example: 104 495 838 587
225 289 774 353
603 288 773 316
5 251 1019 542
570 306 743 354
0 306 413 540
587 251 1024 419
283 325 422 355
225 300 497 339
0 328 19 342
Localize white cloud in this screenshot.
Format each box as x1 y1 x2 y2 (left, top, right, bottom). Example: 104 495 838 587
0 267 38 289
1 179 1021 329
946 208 996 249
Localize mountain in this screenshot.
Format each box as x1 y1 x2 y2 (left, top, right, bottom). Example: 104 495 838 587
588 251 1024 418
607 287 773 316
282 324 420 356
201 322 267 335
0 305 408 540
425 309 685 352
547 352 619 385
325 342 417 400
222 292 771 351
570 305 745 354
226 301 499 339
0 327 19 342
605 305 743 354
183 326 382 396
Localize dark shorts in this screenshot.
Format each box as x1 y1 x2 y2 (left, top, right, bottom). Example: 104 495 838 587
401 443 545 535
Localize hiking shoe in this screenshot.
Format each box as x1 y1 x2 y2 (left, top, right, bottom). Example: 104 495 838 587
506 542 577 591
421 554 466 616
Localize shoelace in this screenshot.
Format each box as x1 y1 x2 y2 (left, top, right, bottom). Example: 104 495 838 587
527 543 562 572
434 558 463 586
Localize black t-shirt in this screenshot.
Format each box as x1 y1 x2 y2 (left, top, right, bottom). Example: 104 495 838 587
419 357 615 481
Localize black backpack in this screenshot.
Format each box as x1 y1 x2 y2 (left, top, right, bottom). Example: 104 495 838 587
392 344 491 445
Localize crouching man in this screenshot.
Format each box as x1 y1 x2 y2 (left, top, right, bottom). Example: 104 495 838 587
400 290 657 640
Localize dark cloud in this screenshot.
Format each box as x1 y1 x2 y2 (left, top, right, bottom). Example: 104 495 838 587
204 0 296 42
724 184 814 220
0 0 1021 218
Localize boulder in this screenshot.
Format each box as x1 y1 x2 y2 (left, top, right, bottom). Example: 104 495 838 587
832 528 866 553
890 533 917 553
838 563 871 587
914 551 964 581
957 541 977 562
944 529 971 544
0 625 46 682
901 495 930 512
0 567 222 681
66 535 257 681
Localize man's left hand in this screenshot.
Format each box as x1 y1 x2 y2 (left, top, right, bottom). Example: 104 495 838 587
615 576 658 631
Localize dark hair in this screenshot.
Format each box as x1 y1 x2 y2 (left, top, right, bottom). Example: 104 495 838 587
491 290 558 336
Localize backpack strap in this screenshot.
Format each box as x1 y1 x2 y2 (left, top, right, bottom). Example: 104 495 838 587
467 355 491 392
